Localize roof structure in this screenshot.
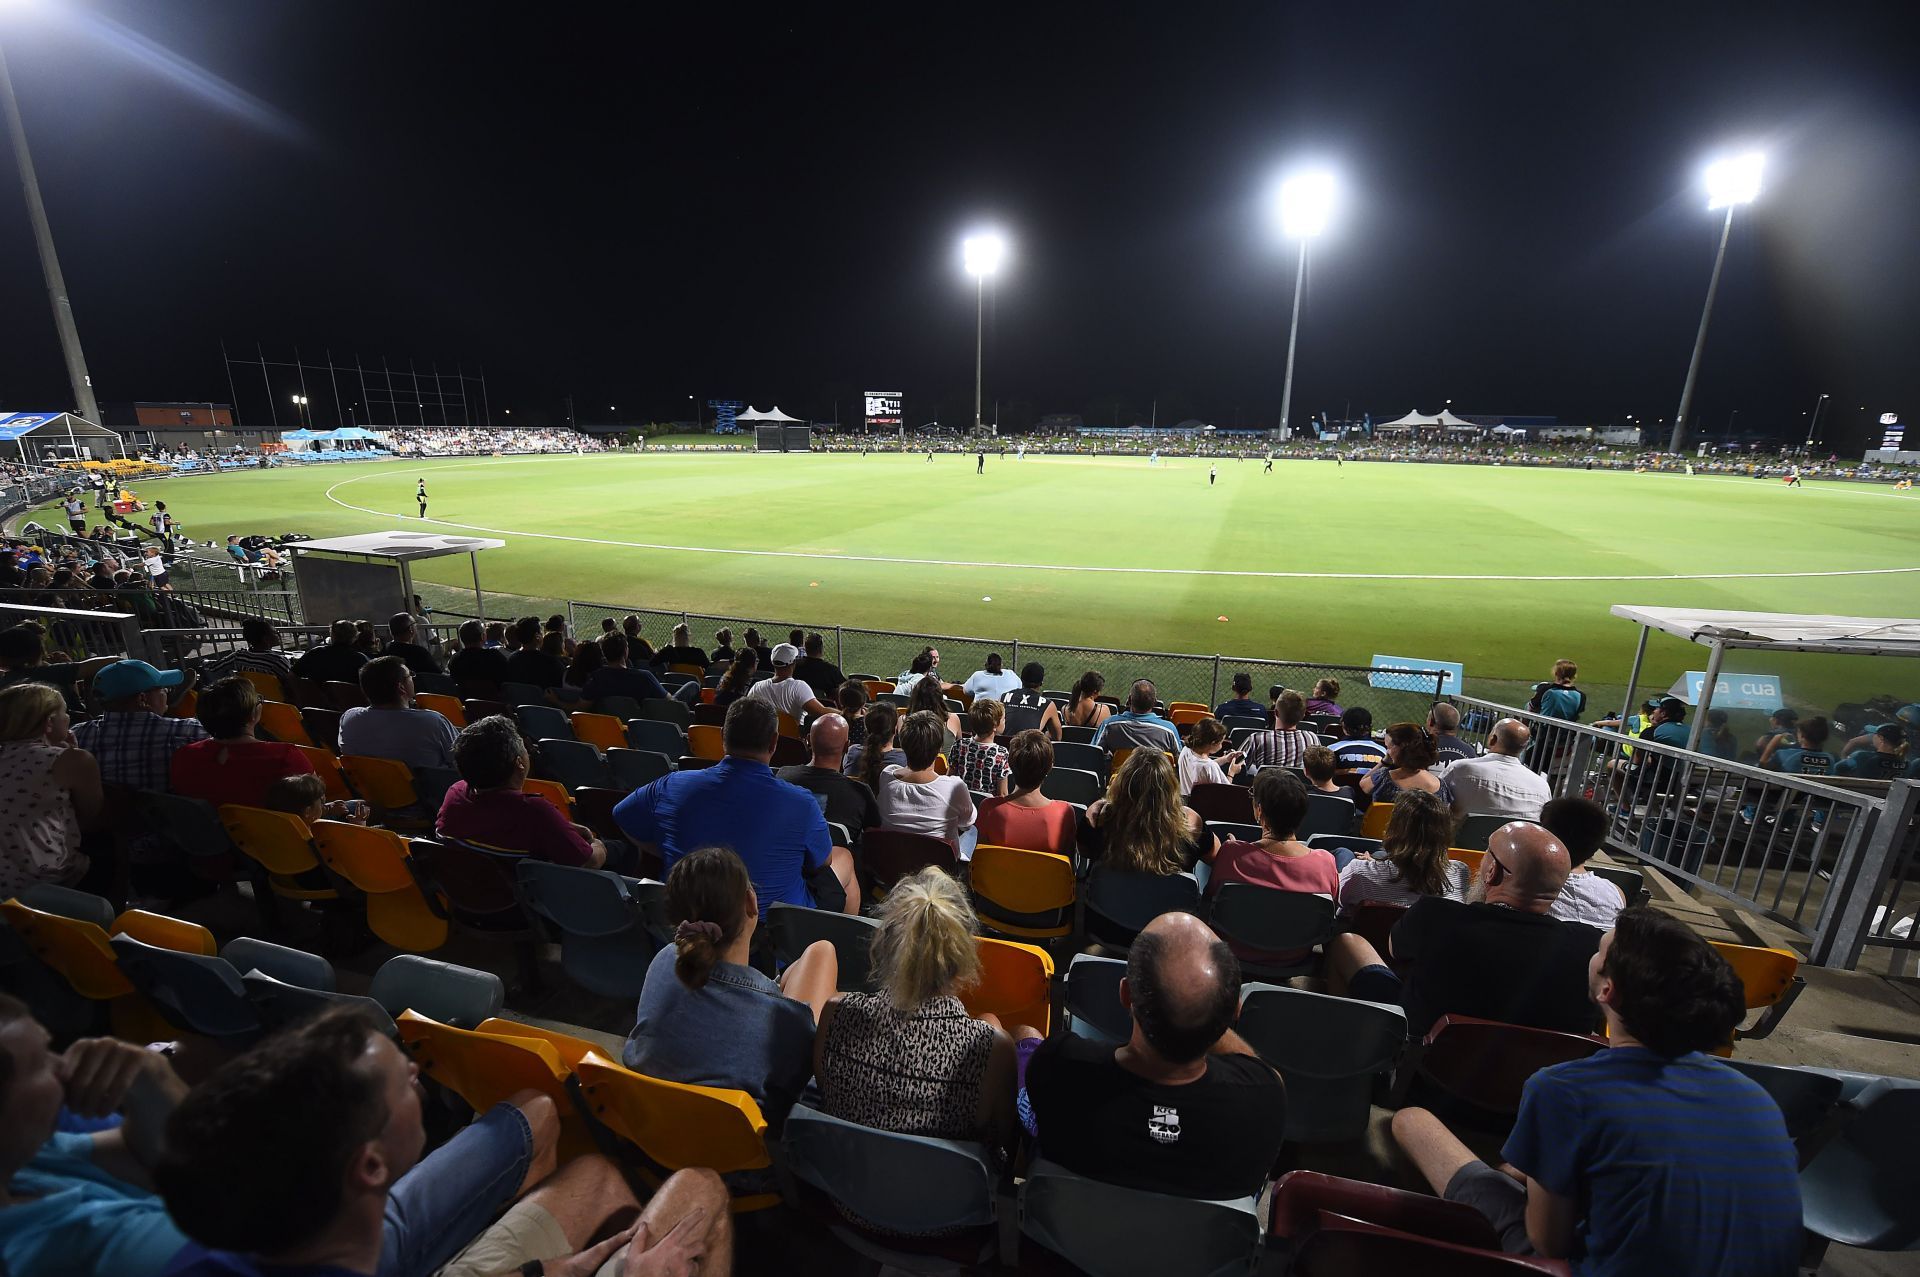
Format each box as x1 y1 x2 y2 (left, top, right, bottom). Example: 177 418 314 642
0 412 121 444
736 406 804 423
1609 606 1920 659
289 530 506 561
1372 409 1485 431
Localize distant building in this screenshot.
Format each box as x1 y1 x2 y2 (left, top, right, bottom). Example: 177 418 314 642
1037 413 1084 433
102 401 271 453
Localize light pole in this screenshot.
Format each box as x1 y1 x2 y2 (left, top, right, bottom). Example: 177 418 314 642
291 394 309 429
1669 151 1763 454
962 232 1006 437
0 41 101 425
1274 169 1337 441
1802 392 1828 450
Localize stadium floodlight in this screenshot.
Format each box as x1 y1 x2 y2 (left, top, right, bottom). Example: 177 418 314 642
1670 149 1765 453
961 230 1008 436
1271 166 1340 440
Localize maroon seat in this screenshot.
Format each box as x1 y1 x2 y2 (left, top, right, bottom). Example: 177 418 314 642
1269 1171 1497 1251
1187 781 1256 827
1350 901 1409 963
771 736 809 768
1395 1015 1607 1118
860 828 958 898
462 698 513 724
1295 1211 1570 1275
326 680 369 711
692 703 727 727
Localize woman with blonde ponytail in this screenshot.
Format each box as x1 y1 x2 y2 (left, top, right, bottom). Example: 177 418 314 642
623 846 837 1119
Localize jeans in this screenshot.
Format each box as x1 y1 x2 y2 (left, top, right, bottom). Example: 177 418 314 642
378 1104 534 1277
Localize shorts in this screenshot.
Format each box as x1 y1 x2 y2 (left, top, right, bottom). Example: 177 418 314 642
377 1103 536 1277
1014 1034 1044 1138
1444 1160 1535 1255
1344 963 1405 1009
806 862 847 913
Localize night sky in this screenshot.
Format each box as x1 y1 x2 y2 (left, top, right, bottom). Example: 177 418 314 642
1 2 1916 447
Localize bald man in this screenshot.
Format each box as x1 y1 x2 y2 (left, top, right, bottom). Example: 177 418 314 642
1444 718 1552 821
1023 914 1287 1201
776 712 879 845
1427 702 1476 767
1326 822 1603 1038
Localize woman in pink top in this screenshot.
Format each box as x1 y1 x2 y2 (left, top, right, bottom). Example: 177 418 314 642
1208 769 1338 966
975 730 1076 856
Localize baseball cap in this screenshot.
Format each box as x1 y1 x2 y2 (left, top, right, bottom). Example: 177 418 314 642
1658 696 1688 718
1641 698 1660 711
1897 704 1920 728
93 659 187 701
770 643 800 667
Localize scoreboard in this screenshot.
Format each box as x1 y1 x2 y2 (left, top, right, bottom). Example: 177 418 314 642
864 391 903 432
1880 413 1903 452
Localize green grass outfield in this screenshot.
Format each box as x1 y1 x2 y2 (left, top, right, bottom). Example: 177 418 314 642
41 452 1920 712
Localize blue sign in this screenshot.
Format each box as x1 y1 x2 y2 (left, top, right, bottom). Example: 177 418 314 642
1370 653 1464 697
708 400 743 434
1674 672 1783 711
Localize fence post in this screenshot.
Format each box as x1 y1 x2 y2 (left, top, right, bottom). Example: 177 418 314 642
1209 655 1221 708
1011 638 1019 671
565 600 577 634
1810 780 1920 969
834 626 843 668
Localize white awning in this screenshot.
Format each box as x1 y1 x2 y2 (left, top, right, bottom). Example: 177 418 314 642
736 405 804 423
1610 606 1920 658
290 531 506 562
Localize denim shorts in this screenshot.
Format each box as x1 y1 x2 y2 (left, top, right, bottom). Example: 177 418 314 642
378 1104 535 1277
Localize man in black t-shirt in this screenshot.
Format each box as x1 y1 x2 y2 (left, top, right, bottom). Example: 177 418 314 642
1000 661 1063 739
1025 913 1287 1201
383 612 444 677
501 616 565 689
579 632 673 705
776 713 878 845
791 632 847 702
1427 702 1477 767
291 620 370 687
1326 821 1602 1038
447 620 510 693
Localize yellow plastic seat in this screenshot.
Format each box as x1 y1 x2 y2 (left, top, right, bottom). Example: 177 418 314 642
933 753 950 776
112 909 217 955
476 1017 598 1067
239 670 288 702
960 936 1055 1035
1167 701 1208 716
168 689 198 720
569 712 627 752
777 712 802 740
311 821 449 952
670 663 706 678
396 1010 592 1159
294 746 354 802
969 845 1076 940
1448 847 1485 878
573 1050 777 1212
688 725 725 761
1709 941 1804 1046
218 805 340 900
0 898 133 999
1360 800 1396 840
341 755 419 813
862 680 894 698
415 693 468 728
1170 707 1209 729
521 777 573 816
256 700 315 747
1108 747 1135 775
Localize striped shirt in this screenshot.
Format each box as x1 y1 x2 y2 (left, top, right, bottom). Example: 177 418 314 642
202 647 294 687
1335 853 1469 916
1238 726 1317 771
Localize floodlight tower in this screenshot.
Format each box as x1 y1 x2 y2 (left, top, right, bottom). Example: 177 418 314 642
1274 169 1336 441
962 231 1006 436
1669 151 1763 454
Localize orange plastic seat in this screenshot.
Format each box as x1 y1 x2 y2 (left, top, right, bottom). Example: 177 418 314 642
311 822 449 952
569 712 627 752
168 689 198 720
0 898 133 999
933 753 950 776
295 746 354 802
1170 707 1210 728
414 693 468 728
256 700 315 747
238 670 287 702
777 712 802 741
960 936 1055 1035
476 1017 598 1067
573 1050 776 1211
688 724 725 761
1167 701 1208 716
521 777 572 816
218 805 340 900
1708 941 1805 1046
1360 800 1395 840
396 1011 592 1158
1108 747 1135 774
1448 847 1485 878
969 845 1076 940
670 663 706 678
341 755 419 812
112 909 217 955
863 680 894 698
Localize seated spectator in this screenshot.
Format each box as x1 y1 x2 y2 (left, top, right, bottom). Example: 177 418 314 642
876 710 976 856
1542 795 1626 929
1326 821 1603 1037
337 656 457 771
907 674 962 747
382 611 442 676
1758 714 1836 775
437 715 606 868
542 615 576 661
1336 789 1469 915
291 619 368 686
710 628 737 664
1025 913 1287 1201
0 683 104 898
1326 705 1387 771
445 620 508 695
1390 909 1800 1271
1295 678 1337 719
483 620 509 648
844 703 904 781
0 624 116 711
1003 661 1064 739
1088 747 1214 872
578 631 671 706
1427 702 1476 767
1699 708 1739 762
263 772 368 828
1207 770 1338 965
1091 679 1181 753
617 699 856 913
835 680 869 746
169 677 314 812
155 1005 733 1277
1212 671 1264 722
650 623 709 671
625 847 837 1123
776 713 879 842
1358 722 1454 806
1063 670 1112 731
738 626 771 670
1835 722 1908 779
1753 705 1800 758
1526 657 1587 721
0 996 196 1276
561 639 602 691
891 646 938 694
1238 689 1317 772
1445 718 1550 820
792 632 847 702
948 699 1011 797
1176 717 1243 794
501 616 564 690
815 868 1023 1170
1300 745 1359 805
962 652 1020 703
712 650 758 708
201 618 296 699
71 659 206 790
977 730 1077 857
746 644 830 721
1639 696 1692 748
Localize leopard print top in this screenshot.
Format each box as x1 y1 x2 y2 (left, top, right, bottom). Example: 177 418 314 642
818 992 993 1141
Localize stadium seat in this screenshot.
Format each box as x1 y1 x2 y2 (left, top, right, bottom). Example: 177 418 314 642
397 1009 592 1158
405 837 536 935
376 957 505 1027
0 896 134 1000
1726 1059 1845 1145
570 785 631 842
326 680 368 710
310 821 450 952
640 697 694 728
534 738 612 789
1800 1078 1920 1254
474 1017 600 1067
415 672 460 696
607 747 675 789
574 1051 777 1211
500 681 549 707
414 692 468 727
968 844 1076 941
859 829 959 901
1207 885 1336 981
1393 1014 1606 1121
1585 863 1650 909
1187 781 1255 826
625 718 687 757
1063 953 1129 1043
515 703 575 743
782 1102 997 1253
237 669 287 701
339 755 422 821
960 936 1053 1034
1308 833 1381 858
1208 821 1263 846
1350 901 1409 963
217 805 343 911
18 882 114 929
1108 746 1135 773
1221 714 1267 734
222 935 334 990
412 765 461 815
687 724 726 761
1170 707 1210 731
1040 766 1103 806
256 699 315 746
569 711 627 751
1167 700 1208 715
514 859 664 998
299 705 344 750
289 745 354 802
1359 800 1396 839
1709 941 1805 1041
136 790 252 882
1060 724 1098 744
1269 1171 1506 1257
1449 847 1485 878
108 935 260 1044
1292 1212 1569 1275
1084 866 1200 952
677 755 717 771
1050 740 1108 779
1238 984 1406 1143
1019 1159 1261 1277
462 697 512 723
1453 812 1530 851
1298 793 1358 840
766 903 878 993
517 777 572 818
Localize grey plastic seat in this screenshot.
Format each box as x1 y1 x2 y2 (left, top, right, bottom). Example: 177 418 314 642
624 718 688 758
1454 812 1538 852
19 883 114 929
607 747 675 789
514 859 664 998
1220 714 1267 734
1296 793 1358 840
515 703 574 744
414 672 459 696
1237 984 1406 1142
1207 885 1337 981
1051 741 1109 779
767 904 879 993
136 789 245 874
411 765 462 816
1064 954 1129 1043
1040 766 1103 806
592 695 644 722
1727 1058 1845 1144
1060 725 1098 744
500 681 549 708
1084 867 1200 951
638 697 693 728
1801 1078 1920 1252
534 738 612 789
242 970 398 1036
1019 1158 1261 1277
781 1103 997 1246
368 954 504 1027
221 936 335 991
109 935 260 1043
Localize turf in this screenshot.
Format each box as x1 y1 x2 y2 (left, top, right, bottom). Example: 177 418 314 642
39 452 1920 711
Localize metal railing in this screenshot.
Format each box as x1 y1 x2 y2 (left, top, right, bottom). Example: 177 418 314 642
0 601 143 663
1451 693 1920 968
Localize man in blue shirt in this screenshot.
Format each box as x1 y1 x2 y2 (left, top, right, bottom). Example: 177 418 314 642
1090 679 1182 753
1390 908 1801 1275
1212 671 1264 722
615 698 858 914
1640 697 1693 748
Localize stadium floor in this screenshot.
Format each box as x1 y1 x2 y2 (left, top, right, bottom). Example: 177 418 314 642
54 452 1920 713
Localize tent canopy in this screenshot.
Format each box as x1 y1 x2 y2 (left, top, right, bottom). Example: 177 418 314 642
0 412 121 444
736 406 803 423
1372 409 1484 431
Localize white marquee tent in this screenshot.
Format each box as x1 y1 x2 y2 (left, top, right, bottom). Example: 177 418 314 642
1373 409 1485 433
735 406 804 423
